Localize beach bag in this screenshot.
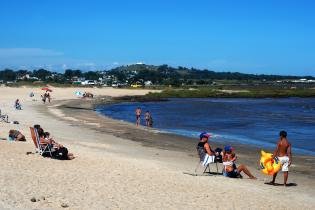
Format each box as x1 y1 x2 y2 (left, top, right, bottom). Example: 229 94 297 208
52 147 69 160
214 148 223 163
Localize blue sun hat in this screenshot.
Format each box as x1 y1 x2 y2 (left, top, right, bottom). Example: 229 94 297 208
224 145 234 152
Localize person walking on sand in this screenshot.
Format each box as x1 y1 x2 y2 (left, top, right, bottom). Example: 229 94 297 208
41 93 46 103
135 107 141 126
269 130 292 186
46 91 51 103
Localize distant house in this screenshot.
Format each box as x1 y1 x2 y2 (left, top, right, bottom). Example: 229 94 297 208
17 74 30 80
144 81 153 86
81 80 96 85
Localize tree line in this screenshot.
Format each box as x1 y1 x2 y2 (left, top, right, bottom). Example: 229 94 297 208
0 64 313 85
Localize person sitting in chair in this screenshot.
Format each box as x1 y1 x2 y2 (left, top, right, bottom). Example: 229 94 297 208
222 146 256 179
35 125 74 160
15 99 22 110
196 132 216 166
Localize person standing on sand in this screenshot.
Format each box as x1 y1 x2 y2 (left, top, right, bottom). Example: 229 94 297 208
135 107 141 126
41 93 46 103
46 91 51 103
270 130 292 186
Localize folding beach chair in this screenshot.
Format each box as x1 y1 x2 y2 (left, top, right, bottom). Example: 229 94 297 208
0 109 9 123
29 127 52 157
195 146 219 175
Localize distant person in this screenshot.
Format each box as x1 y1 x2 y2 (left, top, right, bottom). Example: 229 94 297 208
145 111 153 127
222 146 256 179
41 93 46 103
135 107 141 126
15 99 22 110
8 130 26 141
269 131 292 186
46 91 51 103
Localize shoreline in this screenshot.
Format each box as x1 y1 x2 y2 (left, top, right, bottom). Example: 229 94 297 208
94 98 315 157
47 97 315 179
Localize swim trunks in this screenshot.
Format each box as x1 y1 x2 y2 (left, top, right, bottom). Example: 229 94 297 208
225 169 239 178
278 156 289 172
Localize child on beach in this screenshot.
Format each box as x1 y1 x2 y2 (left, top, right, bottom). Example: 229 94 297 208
269 130 292 186
222 146 256 179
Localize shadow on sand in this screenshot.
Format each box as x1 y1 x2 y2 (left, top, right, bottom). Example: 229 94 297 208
183 172 223 176
264 182 298 187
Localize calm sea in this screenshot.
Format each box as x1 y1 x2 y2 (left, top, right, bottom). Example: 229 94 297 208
95 98 315 156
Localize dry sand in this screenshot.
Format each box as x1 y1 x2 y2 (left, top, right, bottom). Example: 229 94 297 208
0 86 314 210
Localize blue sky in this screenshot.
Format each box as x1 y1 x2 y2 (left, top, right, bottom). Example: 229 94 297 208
0 0 314 76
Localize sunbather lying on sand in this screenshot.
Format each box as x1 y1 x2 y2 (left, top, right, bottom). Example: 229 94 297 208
34 124 74 160
222 146 256 179
8 130 26 141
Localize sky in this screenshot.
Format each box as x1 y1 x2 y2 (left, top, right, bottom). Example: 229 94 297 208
0 0 314 76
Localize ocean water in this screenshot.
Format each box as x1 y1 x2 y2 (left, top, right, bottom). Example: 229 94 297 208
95 98 315 156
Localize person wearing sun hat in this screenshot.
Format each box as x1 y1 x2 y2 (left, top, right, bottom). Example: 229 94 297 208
196 132 216 166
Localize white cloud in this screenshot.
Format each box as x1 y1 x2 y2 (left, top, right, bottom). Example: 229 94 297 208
0 48 63 57
76 63 96 67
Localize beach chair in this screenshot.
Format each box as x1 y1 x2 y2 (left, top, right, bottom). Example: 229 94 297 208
0 109 9 123
195 147 219 175
29 127 52 157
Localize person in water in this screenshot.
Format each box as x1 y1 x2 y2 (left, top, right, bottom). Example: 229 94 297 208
135 107 141 126
145 111 153 127
269 130 292 186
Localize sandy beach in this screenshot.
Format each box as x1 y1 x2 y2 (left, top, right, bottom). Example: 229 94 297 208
1 86 315 210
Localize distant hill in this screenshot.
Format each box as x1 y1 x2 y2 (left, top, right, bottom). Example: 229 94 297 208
107 64 314 85
1 64 314 86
